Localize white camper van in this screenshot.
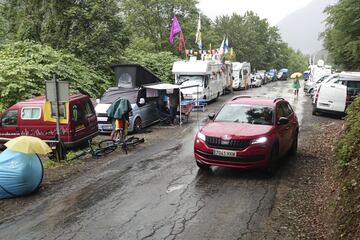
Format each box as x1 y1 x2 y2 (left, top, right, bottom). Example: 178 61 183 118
172 59 224 101
232 62 251 90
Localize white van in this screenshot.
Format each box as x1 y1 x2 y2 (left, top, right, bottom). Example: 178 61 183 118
232 62 251 90
312 72 360 115
172 59 224 101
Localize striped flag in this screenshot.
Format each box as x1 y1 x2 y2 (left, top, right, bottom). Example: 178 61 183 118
195 15 202 49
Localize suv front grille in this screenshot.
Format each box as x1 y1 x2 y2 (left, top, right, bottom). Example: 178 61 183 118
205 136 250 150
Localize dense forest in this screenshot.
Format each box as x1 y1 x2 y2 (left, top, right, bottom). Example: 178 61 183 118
0 0 310 111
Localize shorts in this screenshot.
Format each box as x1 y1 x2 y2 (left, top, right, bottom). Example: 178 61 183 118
115 119 124 130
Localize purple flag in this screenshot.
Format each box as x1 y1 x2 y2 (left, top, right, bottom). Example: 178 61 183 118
169 16 182 44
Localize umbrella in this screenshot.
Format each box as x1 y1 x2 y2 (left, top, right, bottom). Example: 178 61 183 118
4 136 52 155
106 97 132 119
290 72 302 79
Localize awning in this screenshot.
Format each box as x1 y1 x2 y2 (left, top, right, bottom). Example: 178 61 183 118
142 83 200 126
143 83 199 90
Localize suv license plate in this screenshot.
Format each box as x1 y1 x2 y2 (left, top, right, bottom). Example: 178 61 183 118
213 149 236 157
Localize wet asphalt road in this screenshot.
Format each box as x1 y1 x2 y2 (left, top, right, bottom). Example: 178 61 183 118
0 80 308 240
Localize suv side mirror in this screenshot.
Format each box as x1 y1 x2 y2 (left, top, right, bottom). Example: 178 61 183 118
208 112 215 121
277 117 289 125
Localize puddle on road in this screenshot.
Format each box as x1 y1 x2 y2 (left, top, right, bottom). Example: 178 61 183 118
166 184 186 193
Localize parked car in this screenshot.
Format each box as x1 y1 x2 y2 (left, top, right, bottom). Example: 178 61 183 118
268 69 278 81
95 87 160 133
251 73 262 87
194 96 299 174
313 72 360 116
304 74 329 95
0 94 98 149
277 68 289 81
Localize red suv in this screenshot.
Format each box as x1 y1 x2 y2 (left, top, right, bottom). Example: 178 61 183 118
194 96 299 174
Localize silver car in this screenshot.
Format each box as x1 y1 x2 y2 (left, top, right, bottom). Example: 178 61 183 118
95 87 160 133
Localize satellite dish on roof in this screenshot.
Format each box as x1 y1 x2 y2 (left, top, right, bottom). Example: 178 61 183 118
317 59 325 67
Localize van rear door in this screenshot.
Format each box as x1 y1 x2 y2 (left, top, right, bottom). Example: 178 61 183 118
331 82 347 112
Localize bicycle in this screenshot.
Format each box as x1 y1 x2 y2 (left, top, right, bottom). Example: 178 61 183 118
68 140 117 161
98 128 145 155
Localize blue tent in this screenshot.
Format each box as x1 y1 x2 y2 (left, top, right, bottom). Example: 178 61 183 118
0 149 43 199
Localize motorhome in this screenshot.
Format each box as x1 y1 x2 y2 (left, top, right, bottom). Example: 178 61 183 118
95 64 161 133
232 62 251 90
172 59 224 101
224 61 233 92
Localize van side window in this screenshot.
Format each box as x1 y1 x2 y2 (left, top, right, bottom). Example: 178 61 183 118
51 103 66 118
2 110 18 126
21 107 41 120
72 104 82 122
84 102 94 115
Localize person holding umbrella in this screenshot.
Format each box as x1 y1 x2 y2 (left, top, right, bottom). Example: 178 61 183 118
290 72 302 97
106 98 132 141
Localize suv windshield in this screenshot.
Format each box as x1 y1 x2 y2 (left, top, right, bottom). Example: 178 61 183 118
215 104 274 125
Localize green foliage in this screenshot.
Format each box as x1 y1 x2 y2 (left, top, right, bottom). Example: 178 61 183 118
0 41 111 111
0 0 128 71
213 12 307 72
336 95 360 169
121 0 198 52
124 48 180 83
323 0 360 70
335 94 360 239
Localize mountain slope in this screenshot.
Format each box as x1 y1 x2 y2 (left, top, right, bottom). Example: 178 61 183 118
277 0 337 54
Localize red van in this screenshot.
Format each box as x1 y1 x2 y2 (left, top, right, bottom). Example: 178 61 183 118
0 94 98 148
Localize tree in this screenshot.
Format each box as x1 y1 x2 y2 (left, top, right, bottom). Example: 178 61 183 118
121 0 198 52
0 41 111 111
323 0 360 70
0 0 128 71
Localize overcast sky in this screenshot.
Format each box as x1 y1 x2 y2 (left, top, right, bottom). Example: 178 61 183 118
197 0 314 26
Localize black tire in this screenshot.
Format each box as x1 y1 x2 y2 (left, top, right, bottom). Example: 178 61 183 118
289 131 298 156
265 144 279 176
133 117 142 133
98 139 116 151
125 136 144 146
196 161 210 170
312 107 318 116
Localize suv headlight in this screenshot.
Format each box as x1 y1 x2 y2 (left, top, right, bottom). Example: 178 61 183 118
197 132 206 141
250 136 268 145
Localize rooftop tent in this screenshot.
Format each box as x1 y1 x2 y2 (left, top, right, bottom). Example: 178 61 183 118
99 87 139 104
111 64 161 89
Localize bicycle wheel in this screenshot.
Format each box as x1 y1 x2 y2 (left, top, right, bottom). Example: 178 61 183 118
125 137 144 146
98 139 117 154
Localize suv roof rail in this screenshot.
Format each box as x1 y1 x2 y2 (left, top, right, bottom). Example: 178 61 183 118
232 95 252 101
273 97 285 103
